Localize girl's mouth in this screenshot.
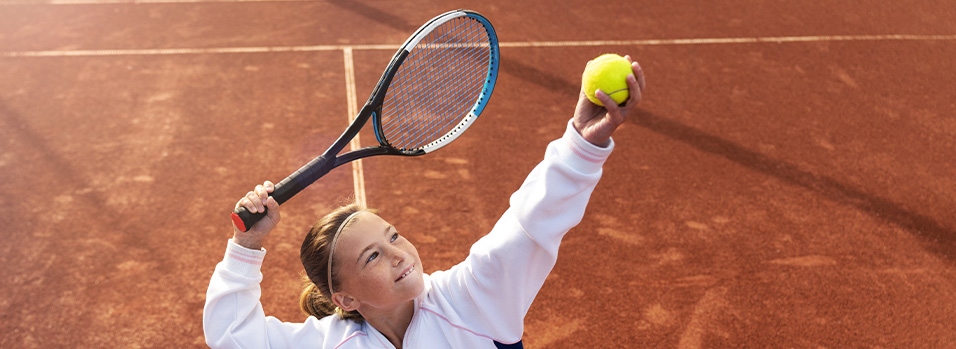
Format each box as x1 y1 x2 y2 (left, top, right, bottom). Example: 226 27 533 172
395 265 414 282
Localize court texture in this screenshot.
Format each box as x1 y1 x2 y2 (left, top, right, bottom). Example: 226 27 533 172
1 1 955 347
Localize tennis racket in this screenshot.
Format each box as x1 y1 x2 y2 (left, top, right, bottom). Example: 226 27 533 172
232 9 500 231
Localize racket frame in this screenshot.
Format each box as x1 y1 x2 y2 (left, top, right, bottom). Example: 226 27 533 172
232 10 499 231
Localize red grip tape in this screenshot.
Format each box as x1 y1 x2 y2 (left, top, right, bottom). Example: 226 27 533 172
231 212 247 232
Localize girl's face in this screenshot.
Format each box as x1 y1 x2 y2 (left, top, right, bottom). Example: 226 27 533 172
332 212 425 311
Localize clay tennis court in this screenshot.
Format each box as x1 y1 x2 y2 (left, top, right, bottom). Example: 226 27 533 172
2 1 956 347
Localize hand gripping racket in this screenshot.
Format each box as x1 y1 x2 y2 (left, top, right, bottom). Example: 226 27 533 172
232 10 499 231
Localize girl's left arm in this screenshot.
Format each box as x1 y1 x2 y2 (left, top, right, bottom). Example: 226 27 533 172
427 57 643 343
427 120 613 343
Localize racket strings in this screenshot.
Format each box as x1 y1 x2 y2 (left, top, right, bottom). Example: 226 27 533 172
391 47 485 141
381 16 492 150
388 21 481 135
393 48 485 146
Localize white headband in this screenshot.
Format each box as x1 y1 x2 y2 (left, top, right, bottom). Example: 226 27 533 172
327 211 363 295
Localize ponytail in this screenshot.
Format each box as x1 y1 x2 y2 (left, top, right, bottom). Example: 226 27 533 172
298 203 369 322
298 281 337 318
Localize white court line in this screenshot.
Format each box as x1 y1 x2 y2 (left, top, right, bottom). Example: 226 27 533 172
0 0 309 3
0 0 319 3
0 44 399 57
500 34 956 47
45 0 314 3
3 34 956 58
342 47 366 207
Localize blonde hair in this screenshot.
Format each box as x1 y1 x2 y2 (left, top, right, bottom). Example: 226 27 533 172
298 203 374 322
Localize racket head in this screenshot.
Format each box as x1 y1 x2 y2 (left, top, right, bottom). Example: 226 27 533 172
371 10 499 155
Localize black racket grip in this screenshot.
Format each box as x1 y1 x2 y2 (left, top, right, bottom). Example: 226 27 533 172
230 181 292 232
230 182 293 232
230 155 337 232
231 206 267 232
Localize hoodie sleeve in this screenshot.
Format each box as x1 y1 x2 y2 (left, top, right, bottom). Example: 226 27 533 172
203 240 333 349
426 119 614 343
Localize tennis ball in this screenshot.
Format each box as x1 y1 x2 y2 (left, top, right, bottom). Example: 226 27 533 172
582 53 632 106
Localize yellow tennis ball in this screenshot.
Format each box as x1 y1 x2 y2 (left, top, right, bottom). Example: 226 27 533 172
582 53 632 106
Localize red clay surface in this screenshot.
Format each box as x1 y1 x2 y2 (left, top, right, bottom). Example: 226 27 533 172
2 1 956 348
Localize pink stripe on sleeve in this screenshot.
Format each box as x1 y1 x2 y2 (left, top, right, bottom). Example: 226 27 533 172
229 247 264 260
227 252 263 266
568 141 603 164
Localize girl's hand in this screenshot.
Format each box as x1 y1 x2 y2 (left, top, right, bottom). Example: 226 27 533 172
232 181 280 250
572 55 646 147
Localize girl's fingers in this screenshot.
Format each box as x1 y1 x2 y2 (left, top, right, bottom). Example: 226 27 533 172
255 184 268 201
234 181 276 214
625 73 642 108
264 196 280 222
245 191 263 213
237 196 255 213
256 182 274 214
635 62 646 93
597 90 625 126
594 89 615 110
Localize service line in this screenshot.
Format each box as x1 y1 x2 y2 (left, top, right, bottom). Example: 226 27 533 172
3 34 956 58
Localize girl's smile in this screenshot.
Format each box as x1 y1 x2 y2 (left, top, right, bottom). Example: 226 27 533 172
396 264 414 282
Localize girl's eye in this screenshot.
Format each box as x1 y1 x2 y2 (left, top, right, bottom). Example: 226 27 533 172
390 233 399 242
366 252 379 264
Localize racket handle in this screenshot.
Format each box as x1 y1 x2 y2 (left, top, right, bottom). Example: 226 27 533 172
231 206 267 232
230 181 290 232
230 154 337 232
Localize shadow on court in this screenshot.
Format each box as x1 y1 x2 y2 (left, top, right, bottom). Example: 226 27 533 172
499 57 956 269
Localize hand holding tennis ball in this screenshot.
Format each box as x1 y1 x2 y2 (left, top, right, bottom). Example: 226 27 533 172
573 54 645 147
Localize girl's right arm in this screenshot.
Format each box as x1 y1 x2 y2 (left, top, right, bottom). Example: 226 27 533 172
203 182 328 348
204 239 277 348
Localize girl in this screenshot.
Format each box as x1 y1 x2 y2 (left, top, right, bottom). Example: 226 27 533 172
204 56 646 348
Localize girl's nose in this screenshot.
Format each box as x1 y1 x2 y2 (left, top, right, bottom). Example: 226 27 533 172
389 246 405 267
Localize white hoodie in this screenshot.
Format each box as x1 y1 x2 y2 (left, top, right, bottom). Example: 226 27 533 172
203 120 613 348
